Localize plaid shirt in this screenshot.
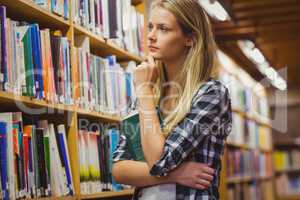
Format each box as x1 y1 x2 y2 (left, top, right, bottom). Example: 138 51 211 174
113 78 232 200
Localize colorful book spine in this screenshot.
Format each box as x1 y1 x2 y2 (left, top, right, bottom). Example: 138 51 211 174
0 6 8 91
0 122 8 200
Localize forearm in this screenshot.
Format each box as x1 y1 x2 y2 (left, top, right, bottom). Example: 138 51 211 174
137 87 165 168
112 160 171 187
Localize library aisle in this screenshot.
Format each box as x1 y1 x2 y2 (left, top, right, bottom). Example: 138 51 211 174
0 0 299 200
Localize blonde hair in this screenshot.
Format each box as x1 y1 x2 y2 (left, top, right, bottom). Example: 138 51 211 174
151 0 218 136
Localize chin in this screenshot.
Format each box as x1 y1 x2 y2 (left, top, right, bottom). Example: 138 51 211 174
149 52 163 60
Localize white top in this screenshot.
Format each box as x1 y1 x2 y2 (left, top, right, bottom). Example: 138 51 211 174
139 184 176 200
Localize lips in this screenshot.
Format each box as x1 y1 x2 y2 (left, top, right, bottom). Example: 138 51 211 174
148 46 159 51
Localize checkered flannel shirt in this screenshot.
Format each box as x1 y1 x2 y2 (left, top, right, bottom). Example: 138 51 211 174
113 78 232 200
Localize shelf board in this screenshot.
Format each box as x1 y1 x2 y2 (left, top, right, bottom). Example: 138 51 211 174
76 107 122 122
0 90 124 122
226 141 272 153
276 195 300 200
0 0 70 30
275 168 300 174
227 175 273 184
0 91 74 113
33 196 76 200
80 189 134 199
74 24 142 62
227 175 254 184
232 107 271 127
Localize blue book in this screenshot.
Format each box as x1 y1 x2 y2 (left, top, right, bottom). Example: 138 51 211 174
0 122 8 200
63 0 69 19
56 125 73 195
30 24 44 99
108 129 122 191
0 6 7 91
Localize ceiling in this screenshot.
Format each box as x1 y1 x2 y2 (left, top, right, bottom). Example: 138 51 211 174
212 0 300 90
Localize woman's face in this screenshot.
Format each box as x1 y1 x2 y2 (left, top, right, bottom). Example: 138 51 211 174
147 7 190 62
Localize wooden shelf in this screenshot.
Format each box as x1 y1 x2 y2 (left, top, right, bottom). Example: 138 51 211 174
226 141 272 153
80 189 134 199
275 168 300 174
33 196 76 200
276 195 300 200
227 175 254 184
76 107 122 123
0 91 124 123
0 91 74 113
232 107 271 127
227 175 273 184
0 0 70 30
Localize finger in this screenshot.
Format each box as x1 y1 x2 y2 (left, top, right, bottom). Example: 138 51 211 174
147 55 156 67
137 63 147 68
198 173 214 181
202 166 215 175
196 179 211 187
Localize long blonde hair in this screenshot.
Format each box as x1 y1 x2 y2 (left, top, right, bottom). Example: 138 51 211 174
151 0 218 136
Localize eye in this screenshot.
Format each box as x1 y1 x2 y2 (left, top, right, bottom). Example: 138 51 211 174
158 26 170 32
148 24 153 31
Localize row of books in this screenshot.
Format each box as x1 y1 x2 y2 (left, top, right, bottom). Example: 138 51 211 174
227 112 272 150
219 69 269 119
273 150 300 171
33 0 70 19
227 180 274 200
226 149 273 179
275 174 300 196
78 128 129 194
72 0 145 57
0 5 138 117
0 5 72 104
74 38 137 116
0 113 73 200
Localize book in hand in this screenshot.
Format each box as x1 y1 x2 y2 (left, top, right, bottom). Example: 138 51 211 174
120 107 163 162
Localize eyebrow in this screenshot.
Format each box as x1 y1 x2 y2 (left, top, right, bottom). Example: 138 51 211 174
148 22 171 27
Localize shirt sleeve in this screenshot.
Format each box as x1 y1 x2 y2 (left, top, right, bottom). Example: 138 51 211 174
113 134 133 162
149 81 232 176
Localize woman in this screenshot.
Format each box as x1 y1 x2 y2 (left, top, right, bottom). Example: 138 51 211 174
112 0 232 199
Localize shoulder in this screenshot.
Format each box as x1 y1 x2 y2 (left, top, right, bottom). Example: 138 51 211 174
191 79 231 112
192 78 230 103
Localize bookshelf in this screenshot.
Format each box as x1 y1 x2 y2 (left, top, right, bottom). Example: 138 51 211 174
0 1 276 200
273 141 300 200
217 50 275 200
0 0 144 199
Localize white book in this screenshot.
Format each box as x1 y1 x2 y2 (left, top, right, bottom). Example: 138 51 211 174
101 0 110 38
104 59 114 114
49 124 67 196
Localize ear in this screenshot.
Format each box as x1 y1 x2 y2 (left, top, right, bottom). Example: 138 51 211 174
185 34 196 47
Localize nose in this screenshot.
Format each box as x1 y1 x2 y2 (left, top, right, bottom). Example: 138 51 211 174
147 28 157 42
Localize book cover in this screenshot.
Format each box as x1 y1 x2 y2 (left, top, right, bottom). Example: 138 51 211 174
120 107 164 162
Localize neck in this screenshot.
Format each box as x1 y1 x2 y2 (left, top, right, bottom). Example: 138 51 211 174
163 55 186 84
